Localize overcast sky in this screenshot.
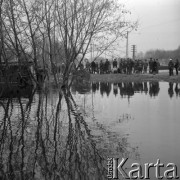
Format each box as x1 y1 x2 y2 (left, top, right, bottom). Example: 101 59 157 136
121 0 180 55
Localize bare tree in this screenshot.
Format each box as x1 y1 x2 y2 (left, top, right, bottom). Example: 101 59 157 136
0 0 4 64
54 0 137 88
0 0 137 88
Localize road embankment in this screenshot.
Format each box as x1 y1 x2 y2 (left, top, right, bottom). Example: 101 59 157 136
90 72 180 83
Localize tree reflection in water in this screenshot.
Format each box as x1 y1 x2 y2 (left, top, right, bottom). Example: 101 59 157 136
0 91 104 179
0 82 142 180
2 81 179 179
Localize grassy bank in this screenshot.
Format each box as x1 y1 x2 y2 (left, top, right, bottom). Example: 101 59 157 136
90 71 180 83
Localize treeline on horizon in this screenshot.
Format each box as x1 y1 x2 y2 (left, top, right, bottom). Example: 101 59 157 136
144 46 180 60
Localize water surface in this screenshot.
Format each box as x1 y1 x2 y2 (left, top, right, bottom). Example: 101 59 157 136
0 81 180 179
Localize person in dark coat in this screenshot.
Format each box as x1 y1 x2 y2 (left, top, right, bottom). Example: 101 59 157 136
143 59 148 73
126 59 131 74
168 59 174 76
104 59 110 74
138 60 143 74
113 59 118 73
156 59 160 74
113 59 117 68
174 59 179 75
152 59 157 75
149 58 153 74
91 61 96 74
134 60 138 73
100 60 104 74
95 62 99 74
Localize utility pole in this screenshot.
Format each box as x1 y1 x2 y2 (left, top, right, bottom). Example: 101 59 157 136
131 45 136 60
126 31 129 59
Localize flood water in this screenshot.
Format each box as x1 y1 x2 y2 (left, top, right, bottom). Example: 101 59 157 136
0 81 180 179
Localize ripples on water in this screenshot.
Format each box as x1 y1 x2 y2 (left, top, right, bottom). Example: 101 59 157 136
0 81 180 179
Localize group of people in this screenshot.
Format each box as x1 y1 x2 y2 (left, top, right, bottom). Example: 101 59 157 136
82 58 179 76
84 58 160 75
168 59 179 76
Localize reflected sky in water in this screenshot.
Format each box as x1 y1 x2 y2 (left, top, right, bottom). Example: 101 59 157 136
73 81 180 178
0 81 180 179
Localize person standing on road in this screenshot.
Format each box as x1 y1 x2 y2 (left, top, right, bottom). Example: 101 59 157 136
174 59 179 75
168 59 174 76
